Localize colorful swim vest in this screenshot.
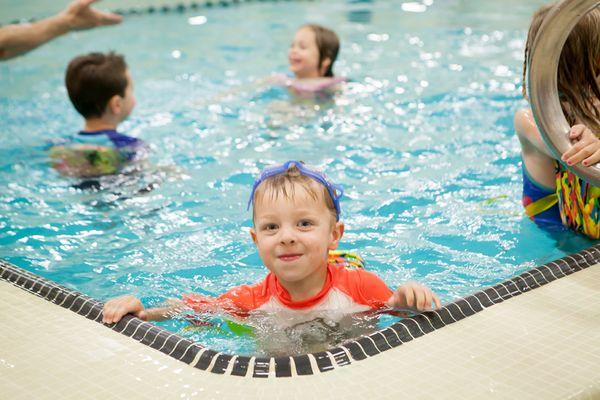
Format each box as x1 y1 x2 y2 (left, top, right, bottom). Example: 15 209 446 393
525 160 600 238
555 163 600 238
49 129 147 178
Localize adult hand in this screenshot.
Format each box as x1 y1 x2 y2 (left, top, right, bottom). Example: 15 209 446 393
61 0 123 31
0 0 122 60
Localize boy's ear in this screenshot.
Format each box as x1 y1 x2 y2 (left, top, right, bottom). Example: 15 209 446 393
250 228 258 245
328 221 344 250
106 94 122 115
320 57 332 75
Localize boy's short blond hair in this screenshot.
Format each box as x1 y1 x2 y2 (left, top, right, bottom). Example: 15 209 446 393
252 164 338 223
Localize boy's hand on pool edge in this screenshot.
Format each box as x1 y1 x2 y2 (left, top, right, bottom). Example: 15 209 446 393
387 282 441 312
102 295 147 324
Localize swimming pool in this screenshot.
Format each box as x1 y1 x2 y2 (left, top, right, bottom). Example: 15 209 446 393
0 0 592 355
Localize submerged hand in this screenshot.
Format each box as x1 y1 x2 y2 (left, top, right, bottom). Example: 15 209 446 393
61 0 123 30
561 124 600 167
387 282 441 312
102 295 146 324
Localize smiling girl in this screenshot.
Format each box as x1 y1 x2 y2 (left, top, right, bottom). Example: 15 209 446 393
279 24 345 95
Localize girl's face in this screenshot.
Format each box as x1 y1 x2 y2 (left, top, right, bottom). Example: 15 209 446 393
288 27 322 79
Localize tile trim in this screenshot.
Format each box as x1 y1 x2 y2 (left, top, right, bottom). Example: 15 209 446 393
2 243 599 378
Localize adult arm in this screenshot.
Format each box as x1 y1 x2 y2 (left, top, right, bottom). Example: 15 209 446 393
0 0 122 60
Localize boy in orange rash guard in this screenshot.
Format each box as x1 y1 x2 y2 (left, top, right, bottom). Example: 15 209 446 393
102 161 441 325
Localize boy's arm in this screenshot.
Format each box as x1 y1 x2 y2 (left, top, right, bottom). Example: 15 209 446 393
387 282 441 312
349 269 441 311
102 295 184 324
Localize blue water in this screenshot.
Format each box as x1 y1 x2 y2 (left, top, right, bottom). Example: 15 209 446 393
0 0 592 355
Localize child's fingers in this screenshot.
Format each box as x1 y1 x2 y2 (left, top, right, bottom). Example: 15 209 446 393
103 306 121 324
567 147 597 166
102 296 140 324
423 290 432 310
583 149 600 167
403 286 415 308
137 310 148 321
562 138 590 159
101 307 111 324
102 300 116 323
432 293 442 309
414 288 426 310
562 142 596 165
569 124 587 140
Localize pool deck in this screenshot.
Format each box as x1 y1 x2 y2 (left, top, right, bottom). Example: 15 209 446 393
1 261 599 399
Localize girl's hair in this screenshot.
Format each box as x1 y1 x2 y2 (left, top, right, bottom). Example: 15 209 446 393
522 3 600 132
303 24 340 77
253 164 338 222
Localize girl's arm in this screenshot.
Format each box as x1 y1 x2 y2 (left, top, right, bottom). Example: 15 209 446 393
514 108 555 157
514 108 558 188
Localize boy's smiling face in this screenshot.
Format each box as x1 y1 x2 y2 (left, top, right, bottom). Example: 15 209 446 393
250 181 343 299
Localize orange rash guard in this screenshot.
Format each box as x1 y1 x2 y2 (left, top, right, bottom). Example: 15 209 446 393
182 263 393 318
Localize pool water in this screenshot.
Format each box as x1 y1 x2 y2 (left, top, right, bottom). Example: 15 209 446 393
0 0 592 355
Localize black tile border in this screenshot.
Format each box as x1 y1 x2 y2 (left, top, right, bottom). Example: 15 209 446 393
2 243 599 378
1 0 316 27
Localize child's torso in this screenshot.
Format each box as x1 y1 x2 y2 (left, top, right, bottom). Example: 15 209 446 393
76 129 146 161
183 263 393 327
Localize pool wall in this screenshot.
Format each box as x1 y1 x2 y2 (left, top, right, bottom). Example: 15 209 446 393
2 243 599 379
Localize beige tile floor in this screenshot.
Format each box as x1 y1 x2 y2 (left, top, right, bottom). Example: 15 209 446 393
1 264 599 399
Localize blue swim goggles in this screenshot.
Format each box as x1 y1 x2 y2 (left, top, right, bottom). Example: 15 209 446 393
247 160 344 220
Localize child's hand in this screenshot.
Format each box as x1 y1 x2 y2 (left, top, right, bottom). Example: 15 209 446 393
561 124 600 167
102 295 146 324
387 282 441 312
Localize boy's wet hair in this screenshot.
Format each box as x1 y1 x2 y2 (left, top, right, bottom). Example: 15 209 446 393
252 164 338 222
65 52 128 118
522 4 600 133
303 24 340 77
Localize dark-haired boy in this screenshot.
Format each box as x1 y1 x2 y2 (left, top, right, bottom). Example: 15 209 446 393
51 52 146 177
